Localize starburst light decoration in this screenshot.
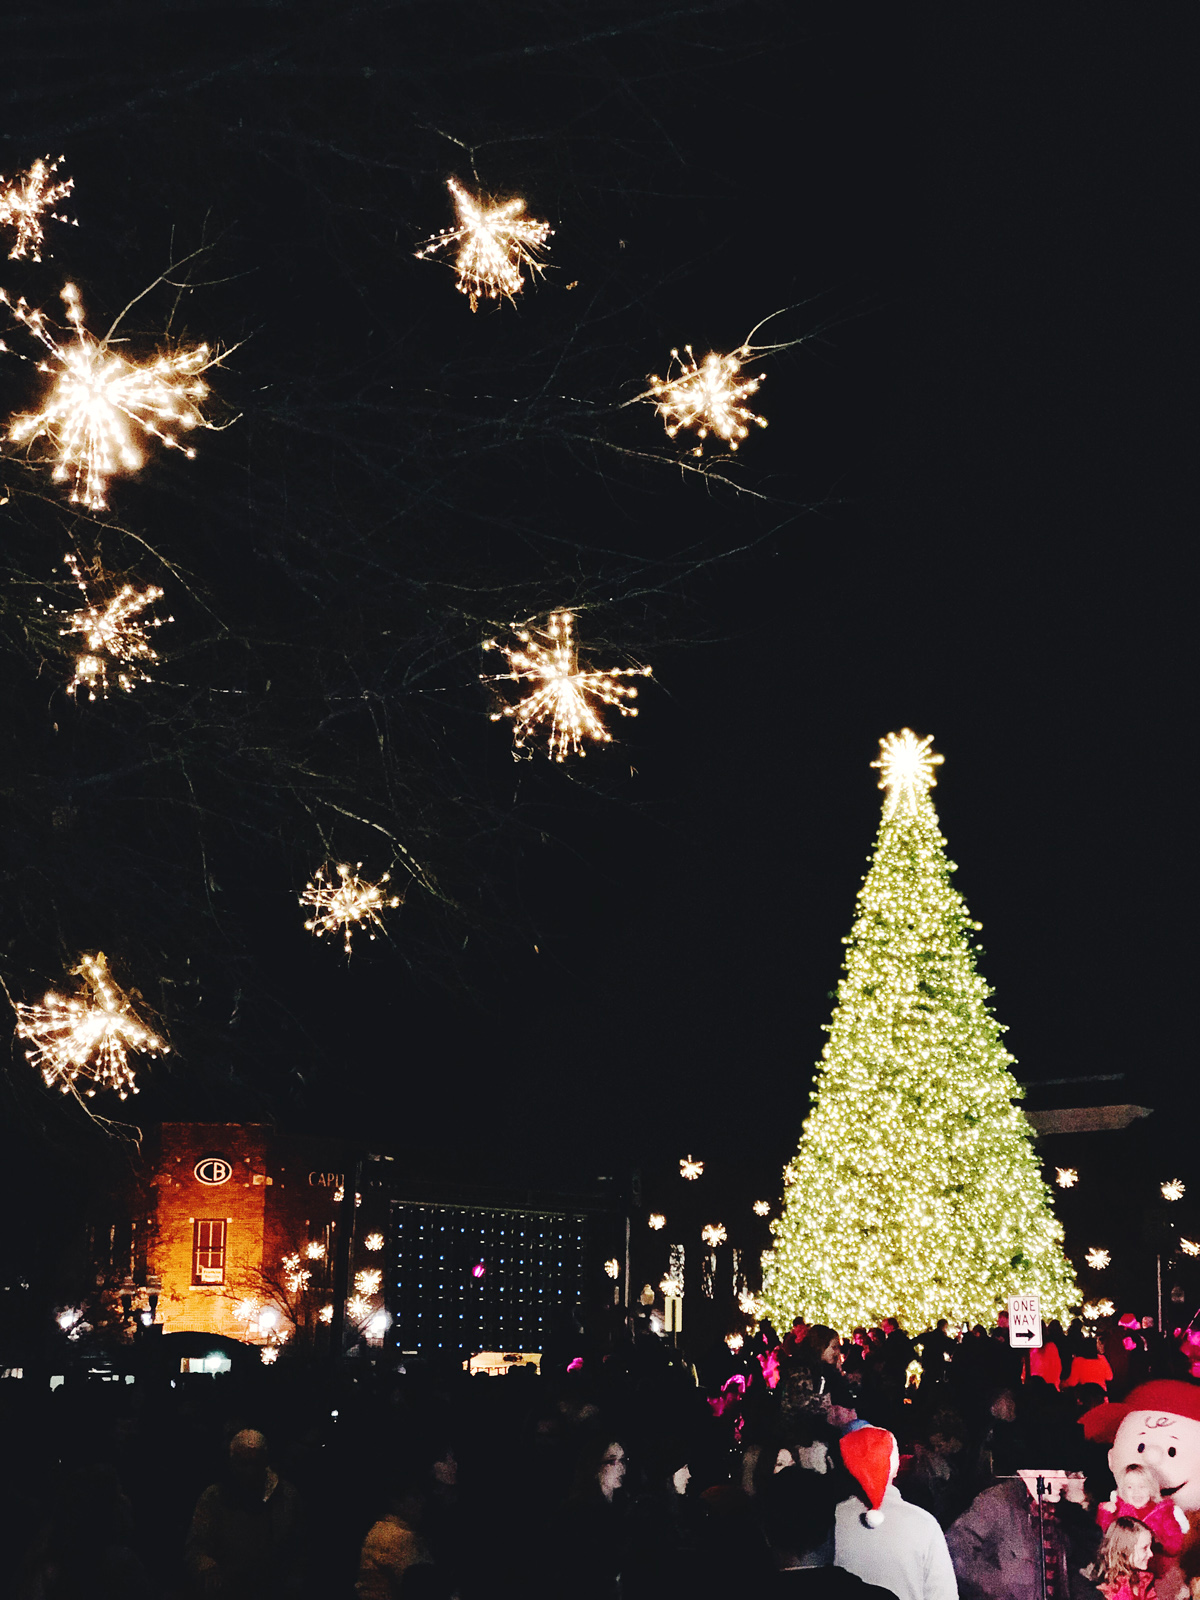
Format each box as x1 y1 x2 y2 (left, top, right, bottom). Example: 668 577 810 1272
355 1268 382 1295
738 1289 765 1319
364 1232 384 1251
1055 1168 1079 1189
304 1241 326 1261
318 1304 334 1322
54 552 171 701
0 282 220 509
725 1332 744 1351
14 951 166 1099
680 1155 703 1180
701 1223 727 1248
648 1213 665 1230
0 157 74 261
660 1274 683 1297
282 1253 311 1294
1085 1248 1111 1270
233 1299 259 1324
648 344 767 456
1181 1239 1200 1258
301 862 400 955
482 613 650 762
753 1200 771 1217
871 728 945 821
1083 1299 1115 1321
347 1294 373 1321
415 178 551 310
260 1346 279 1365
1163 1179 1186 1202
604 1258 620 1280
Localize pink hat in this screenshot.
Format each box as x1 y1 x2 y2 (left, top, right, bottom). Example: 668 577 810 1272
840 1427 896 1527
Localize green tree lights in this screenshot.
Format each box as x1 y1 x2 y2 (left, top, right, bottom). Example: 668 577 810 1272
761 731 1077 1334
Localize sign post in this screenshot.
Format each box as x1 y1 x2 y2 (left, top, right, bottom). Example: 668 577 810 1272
1008 1291 1043 1348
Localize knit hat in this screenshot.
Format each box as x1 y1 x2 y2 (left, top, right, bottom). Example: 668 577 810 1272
839 1426 897 1527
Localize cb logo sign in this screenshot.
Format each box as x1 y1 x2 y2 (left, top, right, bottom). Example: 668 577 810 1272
194 1156 233 1186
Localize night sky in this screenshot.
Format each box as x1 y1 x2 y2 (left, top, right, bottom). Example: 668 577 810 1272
0 6 1191 1291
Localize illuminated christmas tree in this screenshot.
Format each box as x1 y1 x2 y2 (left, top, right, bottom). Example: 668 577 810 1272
761 730 1077 1334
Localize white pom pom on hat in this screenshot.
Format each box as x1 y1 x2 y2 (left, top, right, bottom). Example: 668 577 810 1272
839 1426 897 1529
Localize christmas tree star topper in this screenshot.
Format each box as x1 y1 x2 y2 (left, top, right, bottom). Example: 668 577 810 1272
871 728 944 819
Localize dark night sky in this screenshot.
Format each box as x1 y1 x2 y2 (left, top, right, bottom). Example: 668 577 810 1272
0 5 1192 1271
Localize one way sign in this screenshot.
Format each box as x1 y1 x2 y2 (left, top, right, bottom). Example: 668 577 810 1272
1007 1292 1043 1348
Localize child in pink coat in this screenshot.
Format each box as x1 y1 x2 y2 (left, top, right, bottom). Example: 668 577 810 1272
1088 1515 1157 1599
1098 1464 1187 1587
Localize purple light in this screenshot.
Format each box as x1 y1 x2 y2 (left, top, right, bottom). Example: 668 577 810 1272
471 1261 486 1280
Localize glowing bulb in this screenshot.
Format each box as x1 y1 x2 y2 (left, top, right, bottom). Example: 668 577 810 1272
680 1156 703 1180
482 612 650 762
604 1258 620 1280
260 1347 279 1365
301 862 400 955
1163 1180 1186 1202
258 1306 279 1331
0 156 73 261
57 1308 81 1331
233 1299 259 1323
304 1241 326 1261
1083 1299 1115 1320
725 1333 744 1351
14 951 167 1100
367 1310 390 1338
871 729 944 820
648 344 767 456
648 1213 665 1230
1085 1248 1111 1270
414 178 551 310
701 1223 727 1248
364 1232 384 1251
753 1200 771 1217
354 1268 382 1295
1056 1168 1078 1189
1 282 221 509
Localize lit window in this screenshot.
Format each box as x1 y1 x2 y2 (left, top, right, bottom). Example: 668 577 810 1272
192 1220 227 1285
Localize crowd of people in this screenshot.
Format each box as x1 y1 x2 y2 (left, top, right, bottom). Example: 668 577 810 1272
8 1308 1200 1599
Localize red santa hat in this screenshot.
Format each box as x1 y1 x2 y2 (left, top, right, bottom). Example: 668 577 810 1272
839 1427 896 1527
1082 1379 1200 1444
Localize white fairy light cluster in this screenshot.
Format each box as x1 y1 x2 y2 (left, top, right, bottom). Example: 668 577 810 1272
0 157 74 261
415 178 551 310
14 952 166 1099
301 862 400 954
54 552 171 701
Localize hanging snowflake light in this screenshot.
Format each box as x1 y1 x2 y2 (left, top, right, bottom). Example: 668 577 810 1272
347 1294 373 1322
354 1268 382 1296
0 156 74 261
680 1155 703 1180
701 1223 727 1248
0 281 221 509
304 1241 326 1261
300 862 400 955
51 552 172 701
738 1288 765 1318
482 612 650 761
282 1253 311 1294
648 1213 665 1230
725 1332 744 1351
1163 1179 1186 1202
1085 1248 1111 1270
753 1200 771 1217
364 1232 384 1251
604 1259 620 1280
260 1347 279 1365
14 951 167 1099
1083 1299 1115 1321
318 1304 334 1323
660 1274 683 1297
648 344 767 456
414 178 551 310
1055 1167 1078 1189
1181 1239 1200 1258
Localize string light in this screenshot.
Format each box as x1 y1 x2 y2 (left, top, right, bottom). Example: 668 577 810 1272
753 1200 771 1217
364 1232 384 1251
304 1242 326 1261
648 344 766 455
14 951 167 1099
482 612 650 761
680 1156 704 1180
1085 1248 1111 1270
1083 1299 1115 1320
760 732 1078 1334
1181 1239 1200 1258
414 178 551 310
0 283 221 510
648 1213 666 1230
301 862 400 955
0 156 73 261
701 1223 727 1248
1056 1168 1079 1189
871 728 944 821
354 1268 382 1295
1163 1180 1186 1202
51 552 171 701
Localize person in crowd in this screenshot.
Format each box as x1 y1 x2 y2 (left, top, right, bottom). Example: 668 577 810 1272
540 1435 631 1600
915 1322 956 1389
1085 1516 1156 1600
759 1466 899 1597
1097 1462 1187 1590
895 1408 968 1528
19 1462 152 1600
833 1426 958 1600
946 1469 1103 1599
185 1428 304 1598
355 1471 433 1600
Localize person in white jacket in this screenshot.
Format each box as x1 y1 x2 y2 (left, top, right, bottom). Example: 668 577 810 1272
835 1426 959 1600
